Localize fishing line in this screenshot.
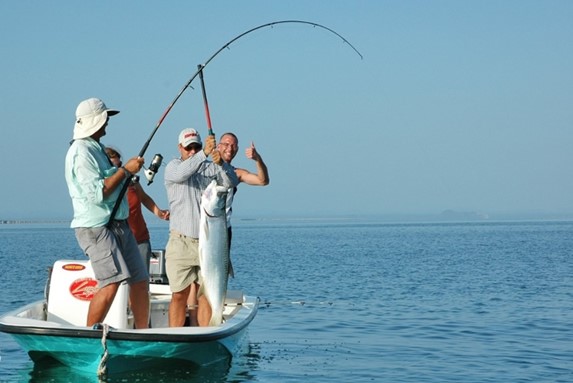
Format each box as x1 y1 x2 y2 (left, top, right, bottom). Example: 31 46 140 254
108 20 362 225
262 300 335 307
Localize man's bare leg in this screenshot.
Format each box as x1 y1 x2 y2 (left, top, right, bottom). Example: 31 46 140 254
187 282 199 326
169 284 190 327
87 282 119 327
130 280 150 329
197 292 212 327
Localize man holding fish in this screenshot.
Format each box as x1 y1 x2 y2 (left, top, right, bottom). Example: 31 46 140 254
164 128 238 327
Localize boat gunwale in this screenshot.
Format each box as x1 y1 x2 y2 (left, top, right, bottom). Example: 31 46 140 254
0 296 259 343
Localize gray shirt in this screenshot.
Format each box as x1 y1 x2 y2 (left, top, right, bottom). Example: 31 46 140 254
164 151 238 238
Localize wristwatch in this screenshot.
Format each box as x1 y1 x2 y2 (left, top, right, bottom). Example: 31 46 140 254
121 167 132 178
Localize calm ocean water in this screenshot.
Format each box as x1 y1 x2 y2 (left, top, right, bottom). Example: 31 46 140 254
0 218 572 382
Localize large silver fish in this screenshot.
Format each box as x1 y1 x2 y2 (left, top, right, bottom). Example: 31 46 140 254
199 180 230 326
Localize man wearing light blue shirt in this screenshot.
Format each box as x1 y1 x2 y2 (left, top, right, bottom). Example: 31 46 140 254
64 97 149 329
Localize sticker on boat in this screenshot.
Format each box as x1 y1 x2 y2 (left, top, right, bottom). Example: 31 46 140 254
62 263 87 271
69 278 98 301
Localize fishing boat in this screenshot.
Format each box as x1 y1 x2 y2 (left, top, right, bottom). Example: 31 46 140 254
0 255 259 376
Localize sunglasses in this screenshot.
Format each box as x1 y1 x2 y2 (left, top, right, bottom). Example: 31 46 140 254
184 143 202 152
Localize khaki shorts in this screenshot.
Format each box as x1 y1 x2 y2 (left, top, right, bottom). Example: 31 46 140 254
165 232 202 293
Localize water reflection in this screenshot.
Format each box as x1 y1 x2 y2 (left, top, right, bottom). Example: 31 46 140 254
21 340 261 383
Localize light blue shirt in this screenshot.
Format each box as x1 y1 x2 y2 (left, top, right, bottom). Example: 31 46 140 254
65 138 128 228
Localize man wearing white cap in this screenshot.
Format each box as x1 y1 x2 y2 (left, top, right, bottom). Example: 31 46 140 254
64 97 150 329
164 128 239 327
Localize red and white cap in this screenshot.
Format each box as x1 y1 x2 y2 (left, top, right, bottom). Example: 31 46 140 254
178 128 202 147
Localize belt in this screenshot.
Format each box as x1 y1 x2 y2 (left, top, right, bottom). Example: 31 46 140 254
170 230 198 241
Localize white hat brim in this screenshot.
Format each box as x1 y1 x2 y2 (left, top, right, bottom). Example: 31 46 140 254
73 110 119 140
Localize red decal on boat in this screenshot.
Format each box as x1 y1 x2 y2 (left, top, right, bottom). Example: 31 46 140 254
69 278 99 301
62 263 86 271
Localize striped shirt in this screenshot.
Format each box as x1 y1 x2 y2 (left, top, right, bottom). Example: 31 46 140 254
65 138 128 228
164 151 239 238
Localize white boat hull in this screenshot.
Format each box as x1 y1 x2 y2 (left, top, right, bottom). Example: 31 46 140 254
0 260 259 375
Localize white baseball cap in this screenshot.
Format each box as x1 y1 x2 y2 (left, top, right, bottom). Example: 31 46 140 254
178 128 202 147
73 98 119 140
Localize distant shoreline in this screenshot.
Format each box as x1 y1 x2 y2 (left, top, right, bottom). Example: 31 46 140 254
2 211 573 225
0 220 70 225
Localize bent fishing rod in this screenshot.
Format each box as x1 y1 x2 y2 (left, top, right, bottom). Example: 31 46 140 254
198 64 214 136
107 20 362 225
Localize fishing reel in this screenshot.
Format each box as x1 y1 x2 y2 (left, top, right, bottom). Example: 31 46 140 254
144 154 163 185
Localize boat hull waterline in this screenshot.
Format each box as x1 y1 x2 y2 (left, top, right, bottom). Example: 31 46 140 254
0 293 259 374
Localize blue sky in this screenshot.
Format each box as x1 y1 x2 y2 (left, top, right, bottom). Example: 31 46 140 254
1 1 572 221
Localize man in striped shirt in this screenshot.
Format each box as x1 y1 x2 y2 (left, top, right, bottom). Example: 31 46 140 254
164 128 239 327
